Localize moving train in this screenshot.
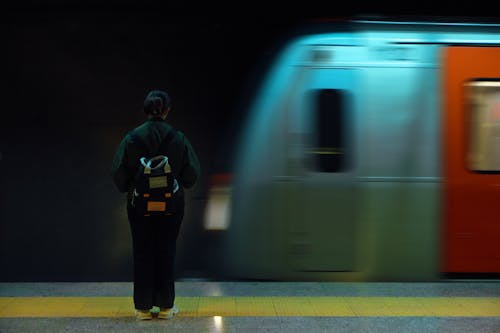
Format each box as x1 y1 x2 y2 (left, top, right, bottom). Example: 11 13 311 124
203 18 500 281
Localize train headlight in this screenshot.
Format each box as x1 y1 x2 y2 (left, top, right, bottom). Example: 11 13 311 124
204 174 232 230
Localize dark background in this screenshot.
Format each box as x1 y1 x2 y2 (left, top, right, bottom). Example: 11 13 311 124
1 2 499 281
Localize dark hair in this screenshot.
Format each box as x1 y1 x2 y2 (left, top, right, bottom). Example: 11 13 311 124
143 90 171 115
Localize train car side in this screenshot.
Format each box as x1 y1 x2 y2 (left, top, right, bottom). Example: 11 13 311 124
214 21 500 281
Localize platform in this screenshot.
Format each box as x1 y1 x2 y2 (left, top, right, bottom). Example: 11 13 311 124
1 281 499 332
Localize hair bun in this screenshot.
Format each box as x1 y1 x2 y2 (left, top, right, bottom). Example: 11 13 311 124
143 90 171 115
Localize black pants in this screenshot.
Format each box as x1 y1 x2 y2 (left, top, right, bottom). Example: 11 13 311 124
127 193 184 310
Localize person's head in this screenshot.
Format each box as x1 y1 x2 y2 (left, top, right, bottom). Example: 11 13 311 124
143 90 171 119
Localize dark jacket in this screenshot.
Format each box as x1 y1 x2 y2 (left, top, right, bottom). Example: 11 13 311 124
111 117 200 198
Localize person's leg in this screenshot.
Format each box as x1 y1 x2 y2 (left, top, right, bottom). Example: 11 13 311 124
127 204 155 310
153 194 184 309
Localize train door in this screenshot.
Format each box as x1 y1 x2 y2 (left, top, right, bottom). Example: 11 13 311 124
443 47 500 273
289 68 358 272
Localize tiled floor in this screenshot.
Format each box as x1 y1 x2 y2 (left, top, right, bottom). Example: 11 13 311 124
0 281 499 332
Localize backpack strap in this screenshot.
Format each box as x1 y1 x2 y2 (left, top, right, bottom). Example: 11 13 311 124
158 128 178 156
128 130 151 157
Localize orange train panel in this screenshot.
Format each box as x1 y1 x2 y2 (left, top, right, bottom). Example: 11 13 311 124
443 47 500 273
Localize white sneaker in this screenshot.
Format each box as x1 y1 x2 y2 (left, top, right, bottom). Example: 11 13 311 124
157 305 179 319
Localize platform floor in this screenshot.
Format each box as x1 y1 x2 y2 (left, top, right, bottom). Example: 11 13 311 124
1 281 499 332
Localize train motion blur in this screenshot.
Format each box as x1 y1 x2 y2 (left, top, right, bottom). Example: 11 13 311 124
203 19 500 281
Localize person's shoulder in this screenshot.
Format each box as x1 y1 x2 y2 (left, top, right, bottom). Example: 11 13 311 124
161 121 182 137
173 128 187 141
123 121 149 145
128 121 151 136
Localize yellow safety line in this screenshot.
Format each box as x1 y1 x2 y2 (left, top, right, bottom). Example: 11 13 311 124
0 297 499 318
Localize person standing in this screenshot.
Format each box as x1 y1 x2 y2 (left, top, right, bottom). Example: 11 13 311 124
111 90 200 320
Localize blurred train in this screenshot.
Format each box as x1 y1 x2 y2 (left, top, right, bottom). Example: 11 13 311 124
203 18 500 281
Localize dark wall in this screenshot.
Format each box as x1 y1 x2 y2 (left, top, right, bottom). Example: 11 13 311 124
3 5 485 282
0 9 293 281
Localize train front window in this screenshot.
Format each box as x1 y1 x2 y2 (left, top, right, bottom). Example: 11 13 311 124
312 89 346 173
466 79 500 173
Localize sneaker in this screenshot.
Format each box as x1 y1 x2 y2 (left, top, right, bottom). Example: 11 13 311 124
135 309 153 320
157 305 179 319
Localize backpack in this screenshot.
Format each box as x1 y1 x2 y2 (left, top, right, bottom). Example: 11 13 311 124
128 128 179 216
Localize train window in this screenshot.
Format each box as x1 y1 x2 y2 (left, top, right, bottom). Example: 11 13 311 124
466 79 500 172
313 89 346 173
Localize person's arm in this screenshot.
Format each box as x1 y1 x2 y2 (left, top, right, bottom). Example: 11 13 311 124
179 134 201 189
111 135 133 193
